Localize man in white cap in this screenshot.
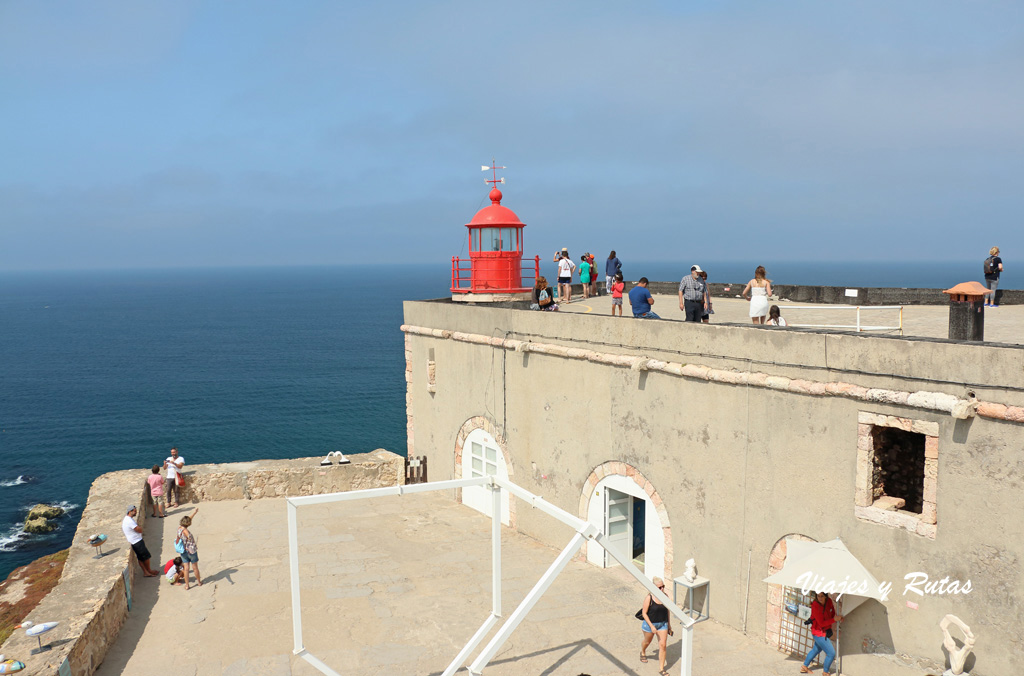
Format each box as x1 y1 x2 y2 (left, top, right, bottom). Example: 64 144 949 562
678 265 708 322
122 505 158 577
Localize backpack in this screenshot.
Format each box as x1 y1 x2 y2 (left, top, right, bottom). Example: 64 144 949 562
984 256 996 275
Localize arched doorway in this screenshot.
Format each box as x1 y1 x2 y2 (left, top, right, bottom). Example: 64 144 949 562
580 463 671 580
766 534 817 651
455 421 511 526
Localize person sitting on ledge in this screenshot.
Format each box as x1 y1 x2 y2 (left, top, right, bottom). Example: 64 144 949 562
628 278 660 319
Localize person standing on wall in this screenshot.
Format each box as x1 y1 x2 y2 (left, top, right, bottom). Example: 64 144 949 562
678 265 708 322
800 591 843 674
984 246 1003 307
628 278 660 319
556 250 575 304
605 251 622 295
164 447 185 508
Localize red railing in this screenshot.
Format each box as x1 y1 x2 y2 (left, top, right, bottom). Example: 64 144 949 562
451 255 540 294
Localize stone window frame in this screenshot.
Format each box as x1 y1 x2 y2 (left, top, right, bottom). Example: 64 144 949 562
855 412 938 539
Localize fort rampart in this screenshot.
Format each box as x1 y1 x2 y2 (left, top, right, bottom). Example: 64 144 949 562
402 298 1024 675
0 451 405 675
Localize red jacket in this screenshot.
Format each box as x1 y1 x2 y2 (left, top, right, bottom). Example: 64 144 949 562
809 597 836 637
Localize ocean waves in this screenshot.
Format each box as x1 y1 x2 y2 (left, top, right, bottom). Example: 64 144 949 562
0 475 29 487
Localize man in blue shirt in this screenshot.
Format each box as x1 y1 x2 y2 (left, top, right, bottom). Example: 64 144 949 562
628 277 660 319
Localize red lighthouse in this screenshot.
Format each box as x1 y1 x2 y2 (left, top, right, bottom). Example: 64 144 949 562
450 161 539 301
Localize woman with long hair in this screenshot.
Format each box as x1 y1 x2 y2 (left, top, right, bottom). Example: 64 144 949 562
532 276 557 311
742 266 772 324
801 591 843 674
767 304 787 326
176 508 202 589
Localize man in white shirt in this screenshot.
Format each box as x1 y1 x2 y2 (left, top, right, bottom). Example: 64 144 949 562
122 505 158 577
164 447 184 507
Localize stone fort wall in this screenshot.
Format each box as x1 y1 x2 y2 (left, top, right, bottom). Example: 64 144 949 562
402 299 1024 676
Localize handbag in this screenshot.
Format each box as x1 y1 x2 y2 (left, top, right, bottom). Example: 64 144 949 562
174 534 185 554
634 607 644 620
175 473 186 488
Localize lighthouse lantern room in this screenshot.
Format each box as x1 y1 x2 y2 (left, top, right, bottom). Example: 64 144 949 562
451 161 539 301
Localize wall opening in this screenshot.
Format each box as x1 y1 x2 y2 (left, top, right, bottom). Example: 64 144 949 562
855 412 938 539
871 427 925 514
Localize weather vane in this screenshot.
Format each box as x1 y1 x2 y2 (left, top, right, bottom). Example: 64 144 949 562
481 158 506 189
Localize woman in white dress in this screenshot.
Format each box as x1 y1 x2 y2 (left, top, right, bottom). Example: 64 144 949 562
742 266 772 324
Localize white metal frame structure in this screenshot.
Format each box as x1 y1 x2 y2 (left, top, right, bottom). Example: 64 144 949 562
287 475 696 676
782 305 904 335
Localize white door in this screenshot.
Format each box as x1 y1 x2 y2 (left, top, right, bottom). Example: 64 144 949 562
461 429 510 525
604 488 632 567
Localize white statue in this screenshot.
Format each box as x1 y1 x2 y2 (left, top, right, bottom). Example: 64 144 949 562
682 558 697 583
940 614 975 675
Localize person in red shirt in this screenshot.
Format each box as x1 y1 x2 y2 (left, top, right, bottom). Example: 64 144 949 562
801 591 843 674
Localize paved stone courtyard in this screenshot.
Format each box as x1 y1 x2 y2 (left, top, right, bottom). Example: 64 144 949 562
92 493 933 676
560 294 1024 346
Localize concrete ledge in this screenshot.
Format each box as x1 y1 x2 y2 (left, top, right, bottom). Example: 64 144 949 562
0 450 405 676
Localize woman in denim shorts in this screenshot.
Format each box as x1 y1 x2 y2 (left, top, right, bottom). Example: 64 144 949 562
639 577 674 675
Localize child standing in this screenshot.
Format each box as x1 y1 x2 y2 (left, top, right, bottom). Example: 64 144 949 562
611 273 625 316
147 465 166 518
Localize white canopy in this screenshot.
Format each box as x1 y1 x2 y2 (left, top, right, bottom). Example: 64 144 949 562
763 537 885 614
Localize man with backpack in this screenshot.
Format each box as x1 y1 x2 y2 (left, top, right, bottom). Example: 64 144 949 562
984 246 1003 307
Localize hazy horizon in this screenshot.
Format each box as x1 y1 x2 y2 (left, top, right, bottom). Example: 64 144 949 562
3 1 1022 271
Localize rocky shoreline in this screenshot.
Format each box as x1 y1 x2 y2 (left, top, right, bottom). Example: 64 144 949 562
0 549 68 646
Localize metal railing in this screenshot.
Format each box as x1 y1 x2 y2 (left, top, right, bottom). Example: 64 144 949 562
451 255 540 293
781 305 904 335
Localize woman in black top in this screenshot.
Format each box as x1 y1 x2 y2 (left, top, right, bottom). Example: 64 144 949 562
639 577 673 675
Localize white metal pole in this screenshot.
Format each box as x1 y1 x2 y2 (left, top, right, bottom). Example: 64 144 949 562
491 482 502 617
287 500 304 654
677 624 694 676
467 532 589 674
440 614 500 676
856 307 861 332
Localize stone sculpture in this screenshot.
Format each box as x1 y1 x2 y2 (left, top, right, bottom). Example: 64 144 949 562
682 558 697 583
939 614 975 676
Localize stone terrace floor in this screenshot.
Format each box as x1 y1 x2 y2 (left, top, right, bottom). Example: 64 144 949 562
559 294 1024 346
94 494 926 676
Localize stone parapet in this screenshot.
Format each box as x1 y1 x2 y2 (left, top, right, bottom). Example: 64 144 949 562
0 450 405 676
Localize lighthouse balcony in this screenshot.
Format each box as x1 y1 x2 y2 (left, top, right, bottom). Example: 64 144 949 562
451 254 540 301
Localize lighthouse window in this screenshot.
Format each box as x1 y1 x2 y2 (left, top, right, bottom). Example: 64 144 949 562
481 228 502 252
500 227 517 252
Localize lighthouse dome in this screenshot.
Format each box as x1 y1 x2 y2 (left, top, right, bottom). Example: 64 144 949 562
466 188 525 227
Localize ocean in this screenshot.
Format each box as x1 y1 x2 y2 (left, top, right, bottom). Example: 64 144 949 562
0 260 1014 579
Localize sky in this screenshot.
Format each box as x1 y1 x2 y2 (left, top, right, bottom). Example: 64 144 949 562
2 1 1023 270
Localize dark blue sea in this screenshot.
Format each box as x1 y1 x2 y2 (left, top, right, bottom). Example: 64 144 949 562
0 261 1015 579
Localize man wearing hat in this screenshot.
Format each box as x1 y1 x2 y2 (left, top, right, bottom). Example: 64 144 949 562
678 265 708 322
122 505 159 577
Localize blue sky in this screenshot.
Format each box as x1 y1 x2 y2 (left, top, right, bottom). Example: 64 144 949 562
2 1 1022 270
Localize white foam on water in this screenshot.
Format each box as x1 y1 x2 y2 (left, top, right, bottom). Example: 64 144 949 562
0 475 29 487
0 524 28 551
